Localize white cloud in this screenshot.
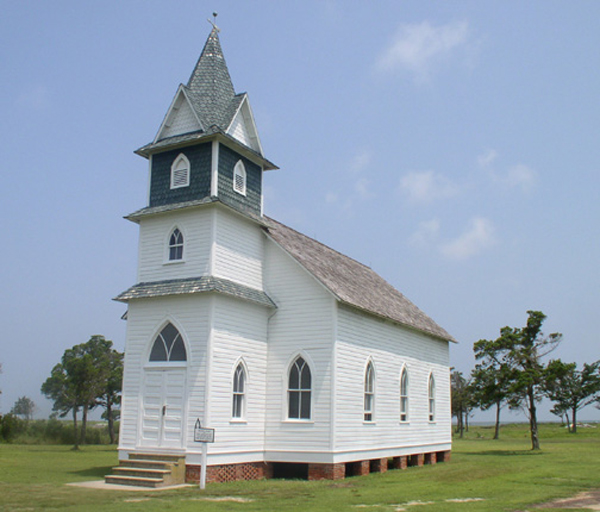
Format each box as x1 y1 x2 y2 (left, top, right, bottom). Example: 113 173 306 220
354 177 373 199
349 149 371 174
505 164 537 192
325 192 338 204
410 218 441 247
477 149 498 168
399 170 458 204
441 217 496 260
377 20 469 81
478 149 537 193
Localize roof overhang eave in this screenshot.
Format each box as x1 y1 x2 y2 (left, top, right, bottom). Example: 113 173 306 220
134 131 278 171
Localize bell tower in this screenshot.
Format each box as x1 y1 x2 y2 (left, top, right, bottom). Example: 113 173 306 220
134 25 277 219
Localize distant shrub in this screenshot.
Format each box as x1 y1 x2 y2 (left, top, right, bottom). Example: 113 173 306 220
0 417 119 445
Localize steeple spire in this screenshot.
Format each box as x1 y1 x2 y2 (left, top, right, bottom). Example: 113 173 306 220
186 26 236 130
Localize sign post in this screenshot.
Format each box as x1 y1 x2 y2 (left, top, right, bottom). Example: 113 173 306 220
194 419 215 490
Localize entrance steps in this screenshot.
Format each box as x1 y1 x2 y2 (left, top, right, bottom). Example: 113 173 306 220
105 453 186 488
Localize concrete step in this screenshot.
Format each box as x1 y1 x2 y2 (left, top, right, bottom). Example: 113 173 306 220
105 474 164 488
111 466 171 479
119 459 172 470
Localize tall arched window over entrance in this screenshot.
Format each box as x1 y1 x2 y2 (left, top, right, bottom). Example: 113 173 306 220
149 323 187 362
168 228 184 261
288 356 311 420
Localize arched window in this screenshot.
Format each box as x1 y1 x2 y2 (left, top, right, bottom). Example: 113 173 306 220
428 374 436 422
171 153 190 189
400 367 409 422
169 228 184 261
233 160 246 196
288 356 311 420
232 363 246 419
149 322 187 362
364 361 375 422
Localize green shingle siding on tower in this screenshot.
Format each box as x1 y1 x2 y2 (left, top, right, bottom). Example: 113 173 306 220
218 144 262 216
149 144 212 207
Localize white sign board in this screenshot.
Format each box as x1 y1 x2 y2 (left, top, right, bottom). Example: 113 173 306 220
194 419 215 443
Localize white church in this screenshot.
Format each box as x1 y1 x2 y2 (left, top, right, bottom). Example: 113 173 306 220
111 26 454 485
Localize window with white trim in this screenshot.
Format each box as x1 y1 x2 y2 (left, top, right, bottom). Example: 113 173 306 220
288 357 311 420
400 367 409 422
168 228 184 261
364 361 375 422
233 160 247 196
428 374 436 422
149 323 187 362
232 363 246 419
170 153 190 189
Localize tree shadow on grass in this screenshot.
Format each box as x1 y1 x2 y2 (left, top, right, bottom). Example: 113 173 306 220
465 450 547 457
69 466 114 479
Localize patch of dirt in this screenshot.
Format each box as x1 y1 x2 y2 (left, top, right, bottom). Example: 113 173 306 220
536 489 600 510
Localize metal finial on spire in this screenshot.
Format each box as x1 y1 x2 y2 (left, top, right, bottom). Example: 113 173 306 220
207 12 220 32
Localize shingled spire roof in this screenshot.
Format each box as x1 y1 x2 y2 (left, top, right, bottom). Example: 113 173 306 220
186 27 237 131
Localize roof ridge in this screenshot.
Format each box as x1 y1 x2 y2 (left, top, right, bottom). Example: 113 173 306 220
264 216 372 271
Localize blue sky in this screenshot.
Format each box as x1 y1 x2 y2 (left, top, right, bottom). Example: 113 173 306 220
1 1 599 422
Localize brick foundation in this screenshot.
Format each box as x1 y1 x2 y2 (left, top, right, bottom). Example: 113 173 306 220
185 450 450 483
308 463 345 480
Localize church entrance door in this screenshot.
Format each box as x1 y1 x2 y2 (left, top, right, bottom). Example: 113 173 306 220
140 369 186 449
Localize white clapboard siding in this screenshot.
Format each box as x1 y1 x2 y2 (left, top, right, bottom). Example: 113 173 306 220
213 208 263 289
228 111 252 149
191 295 269 464
137 208 212 283
333 304 451 457
118 295 210 453
263 238 336 457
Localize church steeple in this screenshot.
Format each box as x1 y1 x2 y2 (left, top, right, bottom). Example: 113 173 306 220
132 25 277 219
186 27 236 131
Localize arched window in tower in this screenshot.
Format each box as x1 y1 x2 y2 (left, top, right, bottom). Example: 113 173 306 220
364 361 375 422
170 153 190 189
233 160 247 196
400 367 409 422
149 322 187 362
169 228 184 261
288 356 311 420
232 362 246 419
428 374 436 422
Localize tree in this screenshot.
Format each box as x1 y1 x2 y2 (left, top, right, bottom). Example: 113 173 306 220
544 359 600 433
95 347 123 444
10 396 36 421
42 335 123 449
474 311 561 450
451 370 471 438
471 339 513 440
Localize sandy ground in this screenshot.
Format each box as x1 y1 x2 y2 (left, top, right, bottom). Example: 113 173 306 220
534 489 600 510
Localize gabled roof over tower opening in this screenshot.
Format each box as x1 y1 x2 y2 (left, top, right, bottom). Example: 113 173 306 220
137 27 274 169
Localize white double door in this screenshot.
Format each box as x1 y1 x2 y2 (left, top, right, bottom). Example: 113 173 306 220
140 369 186 449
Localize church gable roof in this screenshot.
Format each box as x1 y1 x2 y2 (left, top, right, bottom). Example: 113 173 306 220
265 217 455 342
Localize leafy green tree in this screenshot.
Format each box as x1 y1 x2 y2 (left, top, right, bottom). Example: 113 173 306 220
95 347 123 444
544 359 600 433
451 370 471 438
10 396 36 421
474 311 561 450
42 335 123 449
471 339 513 440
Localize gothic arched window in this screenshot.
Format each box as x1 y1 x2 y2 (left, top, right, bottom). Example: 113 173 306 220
149 323 187 362
232 363 246 419
400 367 409 422
169 228 184 261
428 374 436 422
288 357 311 420
364 361 375 422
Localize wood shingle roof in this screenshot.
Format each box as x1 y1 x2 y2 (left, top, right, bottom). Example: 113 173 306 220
265 217 455 342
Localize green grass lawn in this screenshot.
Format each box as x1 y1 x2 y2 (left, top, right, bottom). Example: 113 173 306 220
0 423 598 511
